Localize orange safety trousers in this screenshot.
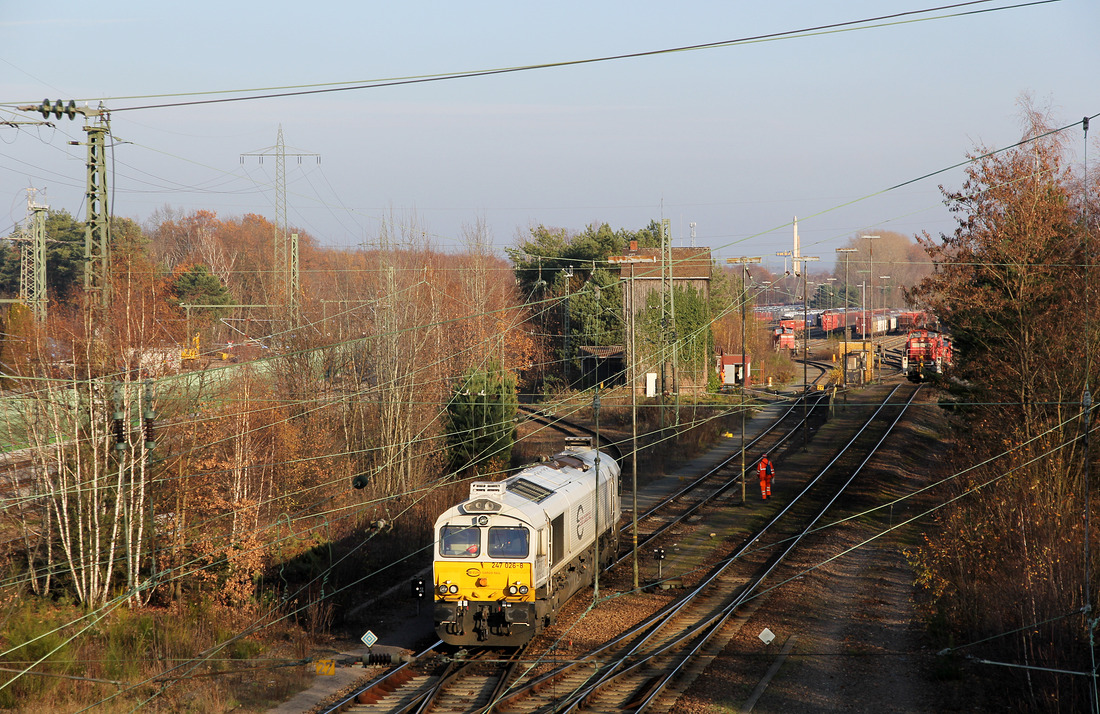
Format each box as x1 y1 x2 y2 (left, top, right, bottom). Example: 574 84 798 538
758 463 773 499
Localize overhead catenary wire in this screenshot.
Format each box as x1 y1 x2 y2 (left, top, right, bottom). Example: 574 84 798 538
0 1 1046 113
2 34 1091 714
0 343 1082 699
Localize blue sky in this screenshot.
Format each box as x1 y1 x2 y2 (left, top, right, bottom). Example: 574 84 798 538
1 0 1096 271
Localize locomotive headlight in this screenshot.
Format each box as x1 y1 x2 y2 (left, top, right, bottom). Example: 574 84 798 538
448 584 459 594
519 585 529 595
507 585 518 596
438 582 450 595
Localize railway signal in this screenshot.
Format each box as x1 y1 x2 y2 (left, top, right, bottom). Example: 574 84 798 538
654 547 666 578
411 578 426 615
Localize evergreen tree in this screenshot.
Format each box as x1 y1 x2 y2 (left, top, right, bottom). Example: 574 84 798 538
445 362 518 476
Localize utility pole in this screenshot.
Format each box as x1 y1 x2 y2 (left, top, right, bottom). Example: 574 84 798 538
83 111 111 313
0 192 49 320
562 266 573 385
659 218 677 428
23 192 48 321
862 235 881 378
727 256 761 505
7 190 49 322
608 251 656 589
241 126 319 317
802 256 820 449
17 100 112 313
836 247 857 342
593 388 601 604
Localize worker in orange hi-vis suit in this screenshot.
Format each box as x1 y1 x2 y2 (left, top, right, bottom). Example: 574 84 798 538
758 454 774 500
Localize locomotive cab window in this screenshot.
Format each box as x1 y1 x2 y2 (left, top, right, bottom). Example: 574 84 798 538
440 525 481 557
488 526 529 558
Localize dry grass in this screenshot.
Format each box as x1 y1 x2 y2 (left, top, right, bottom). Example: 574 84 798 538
0 595 320 713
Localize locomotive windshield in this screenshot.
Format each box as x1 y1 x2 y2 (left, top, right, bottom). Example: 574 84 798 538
439 525 480 557
488 526 529 558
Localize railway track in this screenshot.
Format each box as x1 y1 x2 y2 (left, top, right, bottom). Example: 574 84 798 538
488 382 921 713
321 644 526 714
515 404 622 462
324 392 819 713
326 381 919 713
613 391 830 568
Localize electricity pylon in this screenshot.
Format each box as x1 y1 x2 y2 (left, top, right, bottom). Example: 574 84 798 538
20 190 48 322
240 126 319 317
15 100 111 314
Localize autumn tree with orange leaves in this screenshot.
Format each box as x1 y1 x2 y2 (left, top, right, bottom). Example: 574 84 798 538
907 100 1099 712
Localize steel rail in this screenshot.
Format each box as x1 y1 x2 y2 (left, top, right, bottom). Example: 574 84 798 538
318 640 442 714
489 385 911 713
624 383 923 713
608 391 830 569
525 384 918 713
515 405 623 462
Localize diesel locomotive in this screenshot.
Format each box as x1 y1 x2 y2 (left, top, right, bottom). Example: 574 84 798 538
432 444 620 647
902 329 952 382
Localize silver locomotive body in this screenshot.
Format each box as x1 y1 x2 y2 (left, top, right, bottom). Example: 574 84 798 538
432 447 620 647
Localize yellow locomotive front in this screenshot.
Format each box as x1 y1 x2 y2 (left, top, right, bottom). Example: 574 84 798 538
434 491 538 646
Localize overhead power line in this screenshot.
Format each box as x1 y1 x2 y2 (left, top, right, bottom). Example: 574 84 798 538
2 1 1052 113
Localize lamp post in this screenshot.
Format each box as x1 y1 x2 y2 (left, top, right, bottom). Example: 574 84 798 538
775 250 793 307
727 256 761 505
801 256 820 448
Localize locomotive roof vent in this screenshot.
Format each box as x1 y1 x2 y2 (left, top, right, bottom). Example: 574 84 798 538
507 477 555 503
